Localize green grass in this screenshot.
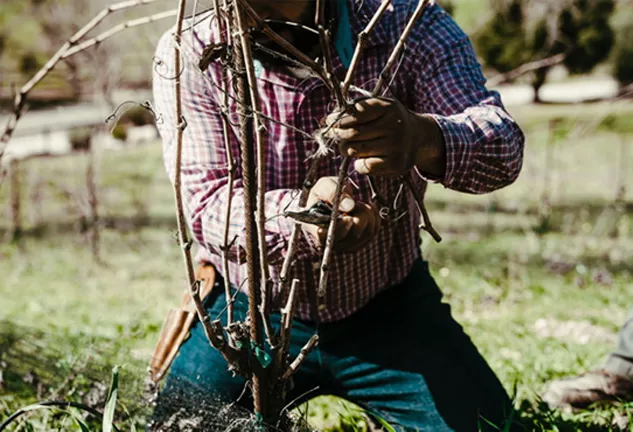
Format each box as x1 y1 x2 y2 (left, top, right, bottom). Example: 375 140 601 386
1 102 633 430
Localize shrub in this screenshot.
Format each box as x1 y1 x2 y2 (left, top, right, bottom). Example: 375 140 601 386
69 127 92 151
119 105 154 127
111 124 128 142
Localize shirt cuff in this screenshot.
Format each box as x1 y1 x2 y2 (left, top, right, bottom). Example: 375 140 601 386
426 113 472 189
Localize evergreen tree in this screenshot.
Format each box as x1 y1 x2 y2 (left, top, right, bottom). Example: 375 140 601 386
613 22 633 88
476 0 616 103
554 0 615 75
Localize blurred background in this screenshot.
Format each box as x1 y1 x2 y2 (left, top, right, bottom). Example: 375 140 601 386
1 0 632 430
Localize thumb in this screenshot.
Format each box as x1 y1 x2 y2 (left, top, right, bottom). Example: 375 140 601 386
339 193 355 213
312 177 356 213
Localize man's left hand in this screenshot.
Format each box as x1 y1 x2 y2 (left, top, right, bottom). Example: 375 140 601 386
323 98 446 178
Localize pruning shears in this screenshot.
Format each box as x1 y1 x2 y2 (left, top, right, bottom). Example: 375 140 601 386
284 200 339 227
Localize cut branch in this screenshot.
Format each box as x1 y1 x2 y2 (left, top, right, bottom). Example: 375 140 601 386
234 0 274 347
318 0 430 299
317 156 351 297
171 0 239 373
488 53 566 87
372 0 430 96
341 0 392 96
274 279 299 372
369 0 440 243
403 174 441 242
233 0 267 416
218 0 236 327
62 10 178 59
282 334 319 381
235 0 333 90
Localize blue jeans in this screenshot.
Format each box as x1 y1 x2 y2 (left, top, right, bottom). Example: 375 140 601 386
156 261 515 431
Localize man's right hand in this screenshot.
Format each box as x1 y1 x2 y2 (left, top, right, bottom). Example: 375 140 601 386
301 177 380 253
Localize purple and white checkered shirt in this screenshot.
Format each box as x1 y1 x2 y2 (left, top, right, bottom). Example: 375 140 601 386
153 0 524 322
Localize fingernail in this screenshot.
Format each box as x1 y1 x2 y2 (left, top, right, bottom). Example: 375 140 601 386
340 197 355 212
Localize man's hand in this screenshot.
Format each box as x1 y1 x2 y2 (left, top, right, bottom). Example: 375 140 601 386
301 177 380 253
324 98 446 178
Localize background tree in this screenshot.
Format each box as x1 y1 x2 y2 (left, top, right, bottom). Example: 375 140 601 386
475 1 535 93
554 0 615 74
476 0 616 103
612 20 633 89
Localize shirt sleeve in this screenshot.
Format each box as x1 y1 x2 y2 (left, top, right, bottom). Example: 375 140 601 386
410 7 525 194
152 30 318 265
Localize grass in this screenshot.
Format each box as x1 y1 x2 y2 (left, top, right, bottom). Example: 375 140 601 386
1 100 633 431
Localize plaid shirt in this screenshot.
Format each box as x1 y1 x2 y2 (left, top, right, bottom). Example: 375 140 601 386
153 0 525 322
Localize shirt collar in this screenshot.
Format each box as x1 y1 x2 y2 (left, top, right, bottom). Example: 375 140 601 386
234 0 393 85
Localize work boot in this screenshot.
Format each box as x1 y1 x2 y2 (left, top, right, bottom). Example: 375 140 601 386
543 369 633 410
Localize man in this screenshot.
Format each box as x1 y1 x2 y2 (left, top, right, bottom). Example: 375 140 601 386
152 0 525 430
543 310 633 410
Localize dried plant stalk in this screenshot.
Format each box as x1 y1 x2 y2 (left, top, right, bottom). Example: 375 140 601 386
62 10 178 59
217 0 236 326
403 175 441 242
233 0 275 346
341 0 393 96
173 0 196 308
318 0 432 297
232 0 269 416
281 334 319 381
171 0 241 374
235 0 333 90
273 278 299 374
278 161 321 295
317 156 351 297
373 0 430 96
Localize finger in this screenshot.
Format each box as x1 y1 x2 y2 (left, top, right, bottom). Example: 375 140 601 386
349 212 369 241
339 137 391 158
326 125 389 142
317 216 353 244
325 98 391 128
325 111 400 144
311 178 355 212
353 157 393 176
